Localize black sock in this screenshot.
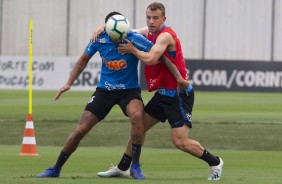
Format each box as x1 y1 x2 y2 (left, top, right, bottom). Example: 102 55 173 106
117 153 132 171
132 144 141 165
200 149 220 166
54 150 71 169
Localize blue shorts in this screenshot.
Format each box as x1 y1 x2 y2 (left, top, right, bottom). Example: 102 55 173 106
144 88 194 128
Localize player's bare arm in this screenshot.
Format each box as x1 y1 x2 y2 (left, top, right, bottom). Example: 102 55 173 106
91 25 105 42
118 32 171 65
131 27 149 37
54 53 91 101
159 54 189 95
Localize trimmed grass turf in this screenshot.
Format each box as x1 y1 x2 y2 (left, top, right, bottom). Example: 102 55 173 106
0 90 282 183
0 90 282 150
1 120 282 151
0 146 281 184
1 90 282 124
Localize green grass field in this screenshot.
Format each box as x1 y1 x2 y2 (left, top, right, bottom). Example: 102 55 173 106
1 146 282 184
0 90 282 183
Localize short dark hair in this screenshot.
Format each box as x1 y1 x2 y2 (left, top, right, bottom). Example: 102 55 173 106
105 11 123 23
147 2 165 16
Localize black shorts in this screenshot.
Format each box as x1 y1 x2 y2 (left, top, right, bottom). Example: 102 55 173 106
144 89 194 128
85 87 143 121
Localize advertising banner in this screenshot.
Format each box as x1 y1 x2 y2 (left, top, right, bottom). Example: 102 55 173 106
0 56 102 91
2 57 281 92
188 60 282 92
140 60 282 92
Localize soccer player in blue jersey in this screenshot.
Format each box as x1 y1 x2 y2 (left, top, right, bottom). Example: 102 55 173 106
36 11 156 180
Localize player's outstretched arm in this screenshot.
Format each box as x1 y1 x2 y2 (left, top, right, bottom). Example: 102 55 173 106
54 52 91 101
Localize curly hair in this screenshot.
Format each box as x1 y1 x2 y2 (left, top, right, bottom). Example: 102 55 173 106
105 11 123 23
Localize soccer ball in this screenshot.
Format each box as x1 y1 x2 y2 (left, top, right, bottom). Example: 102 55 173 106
105 15 130 40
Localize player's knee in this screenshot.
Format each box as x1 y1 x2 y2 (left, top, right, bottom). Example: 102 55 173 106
172 137 186 151
130 110 143 120
73 124 91 139
129 112 144 129
127 102 143 119
71 129 85 140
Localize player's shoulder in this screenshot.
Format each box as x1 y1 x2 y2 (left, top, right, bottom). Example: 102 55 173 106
156 32 173 44
86 32 108 50
95 31 110 43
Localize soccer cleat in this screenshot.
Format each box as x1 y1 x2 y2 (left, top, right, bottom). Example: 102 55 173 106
208 157 224 180
36 166 61 178
130 163 145 180
97 164 130 178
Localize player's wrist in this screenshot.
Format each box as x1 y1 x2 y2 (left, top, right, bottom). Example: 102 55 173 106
65 82 72 87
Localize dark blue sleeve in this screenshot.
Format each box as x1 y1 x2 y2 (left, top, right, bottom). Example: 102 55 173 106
126 31 153 52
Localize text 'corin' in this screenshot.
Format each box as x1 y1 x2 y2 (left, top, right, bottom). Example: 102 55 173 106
191 69 282 88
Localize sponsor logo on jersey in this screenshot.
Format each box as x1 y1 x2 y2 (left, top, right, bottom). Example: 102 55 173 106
105 81 126 90
103 59 127 70
98 38 106 43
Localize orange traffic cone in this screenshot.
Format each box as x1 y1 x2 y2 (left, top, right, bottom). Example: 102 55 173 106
19 114 39 156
